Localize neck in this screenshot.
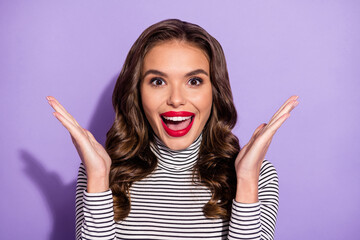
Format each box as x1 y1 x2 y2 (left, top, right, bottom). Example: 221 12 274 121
150 134 202 172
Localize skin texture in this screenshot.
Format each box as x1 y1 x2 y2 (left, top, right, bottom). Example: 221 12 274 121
46 42 299 200
46 96 111 193
234 95 299 203
140 40 213 151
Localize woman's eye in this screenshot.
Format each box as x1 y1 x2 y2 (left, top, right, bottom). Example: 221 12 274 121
188 77 203 86
150 78 165 86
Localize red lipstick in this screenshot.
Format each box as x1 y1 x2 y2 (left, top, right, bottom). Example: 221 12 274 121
160 111 195 137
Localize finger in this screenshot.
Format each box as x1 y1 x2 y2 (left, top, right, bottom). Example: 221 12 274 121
248 123 267 147
268 99 298 126
53 111 95 156
264 112 290 139
269 95 298 124
84 129 100 146
47 96 80 125
268 95 298 123
236 143 249 162
252 111 293 154
47 96 68 114
252 123 267 138
47 96 81 128
52 111 83 139
236 123 265 161
49 100 79 128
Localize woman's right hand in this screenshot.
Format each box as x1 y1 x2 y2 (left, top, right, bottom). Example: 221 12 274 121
47 96 111 193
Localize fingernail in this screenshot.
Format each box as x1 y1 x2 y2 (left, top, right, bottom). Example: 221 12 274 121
46 96 50 101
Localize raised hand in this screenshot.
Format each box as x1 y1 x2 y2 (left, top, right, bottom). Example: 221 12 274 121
234 95 299 203
46 96 111 193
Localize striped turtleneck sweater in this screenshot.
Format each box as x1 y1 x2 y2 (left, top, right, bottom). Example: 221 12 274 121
75 134 279 240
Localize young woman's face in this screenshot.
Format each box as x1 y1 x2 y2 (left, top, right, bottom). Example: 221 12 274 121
140 40 212 150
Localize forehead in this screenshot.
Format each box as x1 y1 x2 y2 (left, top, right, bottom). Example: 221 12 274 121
142 40 210 73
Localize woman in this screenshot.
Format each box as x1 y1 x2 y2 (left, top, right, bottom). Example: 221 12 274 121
47 19 298 239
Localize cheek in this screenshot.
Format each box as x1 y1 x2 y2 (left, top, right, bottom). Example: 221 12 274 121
141 88 163 126
141 100 160 135
140 88 154 122
203 96 213 121
201 88 213 111
191 87 213 119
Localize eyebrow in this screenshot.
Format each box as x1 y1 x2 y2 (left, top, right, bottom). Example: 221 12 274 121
142 69 209 79
185 69 209 77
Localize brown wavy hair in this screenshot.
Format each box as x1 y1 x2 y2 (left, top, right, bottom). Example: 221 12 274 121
105 19 240 221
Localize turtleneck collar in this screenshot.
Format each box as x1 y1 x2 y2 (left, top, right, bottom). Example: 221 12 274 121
150 134 202 172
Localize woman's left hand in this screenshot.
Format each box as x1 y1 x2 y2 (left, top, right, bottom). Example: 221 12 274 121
234 95 299 203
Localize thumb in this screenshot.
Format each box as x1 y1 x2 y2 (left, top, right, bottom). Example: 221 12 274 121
251 123 267 139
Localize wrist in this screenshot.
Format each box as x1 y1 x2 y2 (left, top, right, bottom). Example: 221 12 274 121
87 174 110 193
235 178 259 203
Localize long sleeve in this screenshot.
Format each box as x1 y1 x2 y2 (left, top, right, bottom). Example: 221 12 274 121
75 157 279 239
228 160 279 240
75 163 117 240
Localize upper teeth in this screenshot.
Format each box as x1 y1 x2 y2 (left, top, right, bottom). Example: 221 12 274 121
163 116 192 121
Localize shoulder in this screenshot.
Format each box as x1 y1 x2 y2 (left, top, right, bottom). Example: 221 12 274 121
259 159 278 189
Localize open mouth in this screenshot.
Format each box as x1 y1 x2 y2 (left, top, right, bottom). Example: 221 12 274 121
160 111 195 137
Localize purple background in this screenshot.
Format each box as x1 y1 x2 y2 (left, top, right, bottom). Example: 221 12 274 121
1 0 359 239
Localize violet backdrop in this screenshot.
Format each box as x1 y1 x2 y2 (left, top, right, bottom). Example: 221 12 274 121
1 0 359 239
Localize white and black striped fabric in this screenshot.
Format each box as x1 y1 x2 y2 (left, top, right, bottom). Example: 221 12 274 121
75 135 279 240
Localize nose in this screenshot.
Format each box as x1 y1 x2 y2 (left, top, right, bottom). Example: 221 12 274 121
167 85 186 108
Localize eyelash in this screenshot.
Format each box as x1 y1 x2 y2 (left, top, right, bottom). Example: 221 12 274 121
149 77 203 87
150 77 165 87
188 77 203 86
